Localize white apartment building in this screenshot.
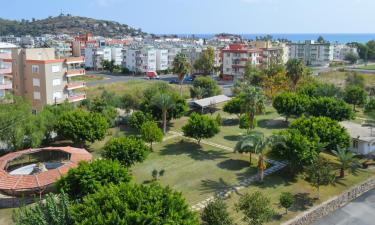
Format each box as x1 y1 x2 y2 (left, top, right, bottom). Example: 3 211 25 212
0 42 17 98
123 46 157 73
288 40 333 66
85 47 112 70
156 49 169 71
167 47 181 69
111 47 123 66
333 44 359 61
222 43 262 80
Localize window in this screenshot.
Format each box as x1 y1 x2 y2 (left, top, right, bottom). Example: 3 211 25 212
52 65 60 73
32 78 40 87
353 140 359 149
33 91 41 100
32 65 39 74
52 78 61 86
53 91 62 99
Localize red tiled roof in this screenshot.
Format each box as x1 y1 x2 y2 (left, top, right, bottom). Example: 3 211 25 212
0 147 92 193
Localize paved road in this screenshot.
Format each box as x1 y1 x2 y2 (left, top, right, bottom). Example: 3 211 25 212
312 188 375 225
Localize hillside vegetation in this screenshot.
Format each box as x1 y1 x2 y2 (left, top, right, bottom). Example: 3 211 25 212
0 14 145 37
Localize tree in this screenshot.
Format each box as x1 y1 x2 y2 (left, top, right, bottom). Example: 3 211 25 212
194 47 215 75
101 59 116 73
305 157 336 199
239 86 266 131
271 129 320 172
71 183 199 225
173 53 191 95
182 113 220 144
56 160 131 200
346 72 365 88
84 96 118 127
56 109 108 146
244 63 264 86
13 192 73 225
103 136 150 167
317 36 326 43
201 198 233 225
128 111 153 130
307 97 354 121
272 92 309 122
279 192 294 214
345 52 359 64
236 191 275 225
140 121 163 151
286 59 305 90
365 98 375 113
298 82 342 98
152 93 174 134
190 76 221 99
344 85 367 111
262 71 289 99
290 116 351 152
332 147 359 178
223 97 242 119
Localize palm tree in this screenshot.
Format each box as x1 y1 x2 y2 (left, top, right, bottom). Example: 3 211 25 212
235 132 262 166
239 86 266 131
286 59 305 90
172 53 191 96
332 147 359 178
151 93 174 134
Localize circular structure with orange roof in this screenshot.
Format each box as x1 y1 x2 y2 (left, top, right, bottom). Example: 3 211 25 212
0 147 92 196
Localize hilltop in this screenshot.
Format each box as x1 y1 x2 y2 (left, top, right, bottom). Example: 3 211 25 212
0 14 146 37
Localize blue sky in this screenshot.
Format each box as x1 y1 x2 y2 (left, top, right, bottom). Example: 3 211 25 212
2 0 375 34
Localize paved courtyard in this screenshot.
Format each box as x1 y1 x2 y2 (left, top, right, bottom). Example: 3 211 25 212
312 188 375 225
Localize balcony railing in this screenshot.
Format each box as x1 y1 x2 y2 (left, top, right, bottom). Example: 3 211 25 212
66 69 85 77
0 68 11 74
0 82 12 90
0 53 11 60
65 57 84 64
66 82 86 90
68 93 86 103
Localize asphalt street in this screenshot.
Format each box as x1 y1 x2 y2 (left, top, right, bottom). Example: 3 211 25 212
312 188 375 225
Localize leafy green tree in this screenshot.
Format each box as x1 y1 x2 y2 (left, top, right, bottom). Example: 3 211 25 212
201 198 233 225
272 92 309 122
307 97 354 121
244 63 264 86
152 93 174 134
101 59 116 73
190 76 221 99
223 97 242 119
128 111 153 130
298 82 342 98
290 116 351 151
305 157 336 199
194 47 215 75
286 59 305 90
279 192 294 214
13 192 73 225
332 147 360 178
103 136 150 167
236 191 275 225
239 86 266 131
345 52 359 64
71 183 199 225
182 113 220 144
317 36 326 43
56 160 131 200
271 129 320 172
122 93 141 112
344 85 368 111
56 109 108 146
365 98 375 113
173 53 191 95
140 121 163 151
84 97 118 127
346 72 365 88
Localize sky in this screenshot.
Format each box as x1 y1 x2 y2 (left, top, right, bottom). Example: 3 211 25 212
1 0 375 34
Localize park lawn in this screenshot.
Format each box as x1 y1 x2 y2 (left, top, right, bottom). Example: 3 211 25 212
86 80 190 99
131 137 258 205
71 74 105 82
357 64 375 70
318 71 375 88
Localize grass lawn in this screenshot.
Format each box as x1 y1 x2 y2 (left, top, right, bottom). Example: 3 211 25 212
318 71 375 88
86 80 190 99
71 74 105 82
131 137 258 205
357 64 375 70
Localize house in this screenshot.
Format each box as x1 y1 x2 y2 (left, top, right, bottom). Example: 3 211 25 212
340 121 375 155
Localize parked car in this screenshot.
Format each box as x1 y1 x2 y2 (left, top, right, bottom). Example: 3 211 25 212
169 76 194 84
147 71 160 79
169 79 179 84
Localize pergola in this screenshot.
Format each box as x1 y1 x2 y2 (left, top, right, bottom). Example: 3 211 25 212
191 95 231 113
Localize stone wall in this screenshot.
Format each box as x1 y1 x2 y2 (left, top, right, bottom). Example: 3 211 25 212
282 177 375 225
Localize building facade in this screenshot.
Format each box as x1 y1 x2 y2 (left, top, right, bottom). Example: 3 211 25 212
0 43 16 98
288 40 333 66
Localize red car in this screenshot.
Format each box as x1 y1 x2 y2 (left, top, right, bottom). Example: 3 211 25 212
146 71 160 79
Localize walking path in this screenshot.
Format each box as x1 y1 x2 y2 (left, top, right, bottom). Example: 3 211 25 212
168 131 287 211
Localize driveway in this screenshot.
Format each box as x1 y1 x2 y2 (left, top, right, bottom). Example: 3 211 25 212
312 188 375 225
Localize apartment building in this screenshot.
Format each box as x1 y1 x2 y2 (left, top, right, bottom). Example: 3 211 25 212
156 49 169 71
222 43 262 80
123 46 156 73
111 47 123 66
0 43 16 98
167 47 181 69
288 40 333 66
84 47 112 70
11 48 86 111
333 43 358 61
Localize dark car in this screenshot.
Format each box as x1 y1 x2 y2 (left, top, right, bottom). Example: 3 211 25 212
169 79 179 84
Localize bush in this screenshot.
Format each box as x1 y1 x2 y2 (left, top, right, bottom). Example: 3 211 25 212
223 97 242 118
279 192 295 214
201 198 233 225
56 160 131 200
128 111 153 130
365 98 375 113
190 77 221 98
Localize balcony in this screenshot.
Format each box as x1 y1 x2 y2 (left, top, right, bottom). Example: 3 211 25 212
68 93 86 103
66 82 86 90
66 69 86 77
0 53 11 60
0 82 12 90
65 57 84 64
0 68 11 74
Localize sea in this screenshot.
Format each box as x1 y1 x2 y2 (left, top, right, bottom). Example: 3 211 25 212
175 34 375 44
